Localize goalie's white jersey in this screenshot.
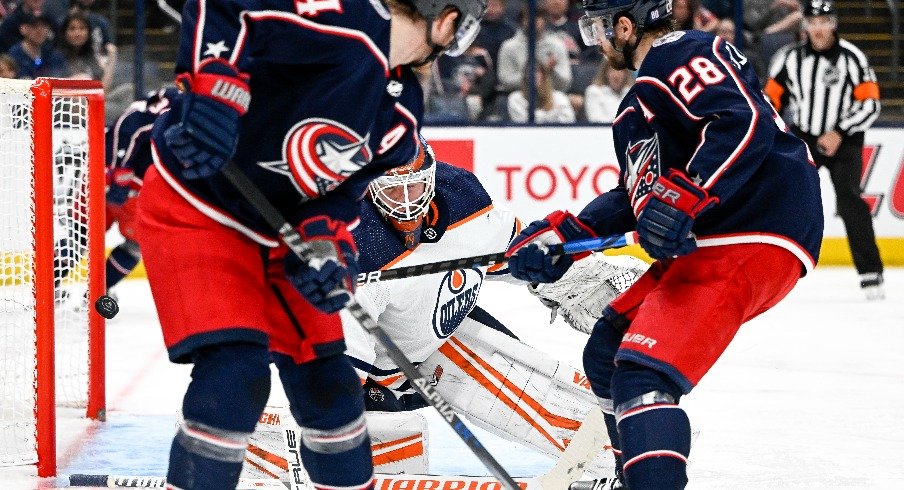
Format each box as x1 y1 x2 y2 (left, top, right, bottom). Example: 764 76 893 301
342 163 520 386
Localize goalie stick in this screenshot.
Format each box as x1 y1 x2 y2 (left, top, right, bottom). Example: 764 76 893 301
356 233 638 286
537 407 609 489
68 474 287 488
219 161 521 490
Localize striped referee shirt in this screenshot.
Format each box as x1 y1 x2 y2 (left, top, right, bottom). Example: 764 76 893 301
765 37 881 137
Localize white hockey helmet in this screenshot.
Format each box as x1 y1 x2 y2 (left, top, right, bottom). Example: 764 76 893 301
369 134 437 226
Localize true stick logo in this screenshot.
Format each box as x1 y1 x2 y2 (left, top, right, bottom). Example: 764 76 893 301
413 377 456 422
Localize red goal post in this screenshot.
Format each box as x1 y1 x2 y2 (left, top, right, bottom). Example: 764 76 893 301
0 78 106 477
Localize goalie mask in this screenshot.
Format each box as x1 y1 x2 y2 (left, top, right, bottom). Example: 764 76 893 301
369 135 437 250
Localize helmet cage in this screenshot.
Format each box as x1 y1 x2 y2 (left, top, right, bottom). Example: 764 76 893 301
370 166 436 222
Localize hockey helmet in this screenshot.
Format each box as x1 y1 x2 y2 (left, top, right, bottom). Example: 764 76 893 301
802 0 836 17
578 0 673 46
410 0 489 56
369 134 437 249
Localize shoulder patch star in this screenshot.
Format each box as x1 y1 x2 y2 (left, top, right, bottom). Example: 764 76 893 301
203 41 230 58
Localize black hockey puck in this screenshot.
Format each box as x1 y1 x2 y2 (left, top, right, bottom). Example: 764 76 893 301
94 294 119 319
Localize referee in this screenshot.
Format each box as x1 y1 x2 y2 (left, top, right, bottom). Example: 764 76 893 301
765 0 884 299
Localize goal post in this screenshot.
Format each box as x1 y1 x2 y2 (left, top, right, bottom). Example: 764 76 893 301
0 78 106 477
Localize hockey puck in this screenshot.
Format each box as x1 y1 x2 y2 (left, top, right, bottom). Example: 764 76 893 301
94 294 119 319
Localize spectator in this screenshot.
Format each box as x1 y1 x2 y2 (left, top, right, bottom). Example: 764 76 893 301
508 64 575 123
0 52 18 78
68 0 115 67
765 0 884 298
0 0 59 52
57 11 111 85
745 0 803 68
497 5 572 93
7 11 65 78
545 0 591 63
672 0 719 32
434 43 496 120
473 0 516 67
584 60 632 123
701 0 733 18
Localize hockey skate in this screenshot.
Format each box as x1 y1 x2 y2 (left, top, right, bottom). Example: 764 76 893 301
860 272 885 301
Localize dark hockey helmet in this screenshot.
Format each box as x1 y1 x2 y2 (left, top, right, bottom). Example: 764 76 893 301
802 0 836 17
578 0 673 46
410 0 488 56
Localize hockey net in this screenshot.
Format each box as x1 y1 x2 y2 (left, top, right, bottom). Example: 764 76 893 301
0 78 105 477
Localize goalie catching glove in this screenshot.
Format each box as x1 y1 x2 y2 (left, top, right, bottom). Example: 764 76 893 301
164 59 250 180
636 170 718 260
284 216 358 313
528 254 649 334
505 211 597 283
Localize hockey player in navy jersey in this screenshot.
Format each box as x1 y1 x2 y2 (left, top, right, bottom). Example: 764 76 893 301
103 88 178 295
137 1 488 489
505 1 824 488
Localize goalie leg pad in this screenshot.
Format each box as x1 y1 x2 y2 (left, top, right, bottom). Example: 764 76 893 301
611 362 689 490
275 353 374 489
169 343 271 490
424 316 599 458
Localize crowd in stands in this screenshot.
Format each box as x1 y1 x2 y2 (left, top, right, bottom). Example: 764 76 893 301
423 0 812 123
0 0 115 83
0 0 837 125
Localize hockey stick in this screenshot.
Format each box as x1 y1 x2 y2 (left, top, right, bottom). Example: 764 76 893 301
356 233 638 286
537 407 609 490
69 474 287 488
219 162 521 490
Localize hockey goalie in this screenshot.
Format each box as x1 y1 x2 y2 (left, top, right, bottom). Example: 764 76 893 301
243 137 648 486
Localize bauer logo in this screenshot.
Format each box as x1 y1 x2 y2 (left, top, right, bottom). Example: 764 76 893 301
259 118 372 200
432 268 483 338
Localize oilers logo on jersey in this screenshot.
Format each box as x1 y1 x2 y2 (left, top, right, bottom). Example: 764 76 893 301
259 118 372 200
432 268 484 338
625 133 662 213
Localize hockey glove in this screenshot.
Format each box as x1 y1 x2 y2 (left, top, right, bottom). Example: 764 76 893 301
163 59 250 180
284 216 359 314
505 210 596 284
106 167 135 206
636 171 718 260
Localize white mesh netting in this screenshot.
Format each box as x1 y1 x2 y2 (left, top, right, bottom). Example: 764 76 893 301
0 80 95 467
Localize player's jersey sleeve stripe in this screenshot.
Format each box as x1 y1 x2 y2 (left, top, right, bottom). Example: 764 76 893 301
612 106 636 125
634 76 703 122
120 123 155 169
448 204 494 231
192 0 206 71
234 11 390 77
701 36 759 190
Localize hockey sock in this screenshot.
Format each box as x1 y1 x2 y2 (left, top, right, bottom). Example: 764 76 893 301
168 343 271 490
105 240 141 290
603 412 625 482
612 362 690 490
276 353 374 490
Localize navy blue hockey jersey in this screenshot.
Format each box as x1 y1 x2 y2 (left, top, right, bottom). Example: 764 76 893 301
578 31 823 273
106 87 180 181
151 0 422 245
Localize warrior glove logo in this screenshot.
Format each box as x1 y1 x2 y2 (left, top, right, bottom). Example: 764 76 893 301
259 118 371 200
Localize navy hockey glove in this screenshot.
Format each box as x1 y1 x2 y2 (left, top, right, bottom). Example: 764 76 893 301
505 211 596 283
636 171 718 260
106 167 135 206
284 216 359 314
163 59 250 180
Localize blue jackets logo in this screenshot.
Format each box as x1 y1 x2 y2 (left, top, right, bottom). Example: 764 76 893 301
259 118 371 200
432 268 483 338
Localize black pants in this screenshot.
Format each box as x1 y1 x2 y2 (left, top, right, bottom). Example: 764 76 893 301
795 130 883 275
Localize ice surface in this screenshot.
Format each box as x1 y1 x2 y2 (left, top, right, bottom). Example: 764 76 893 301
2 266 902 489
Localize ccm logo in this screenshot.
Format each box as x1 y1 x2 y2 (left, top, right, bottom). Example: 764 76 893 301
652 182 682 204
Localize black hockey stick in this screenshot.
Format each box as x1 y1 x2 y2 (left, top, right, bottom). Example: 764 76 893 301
356 233 638 286
69 474 287 488
219 162 521 490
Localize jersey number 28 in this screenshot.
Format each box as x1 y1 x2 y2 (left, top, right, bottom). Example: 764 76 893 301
667 58 726 103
